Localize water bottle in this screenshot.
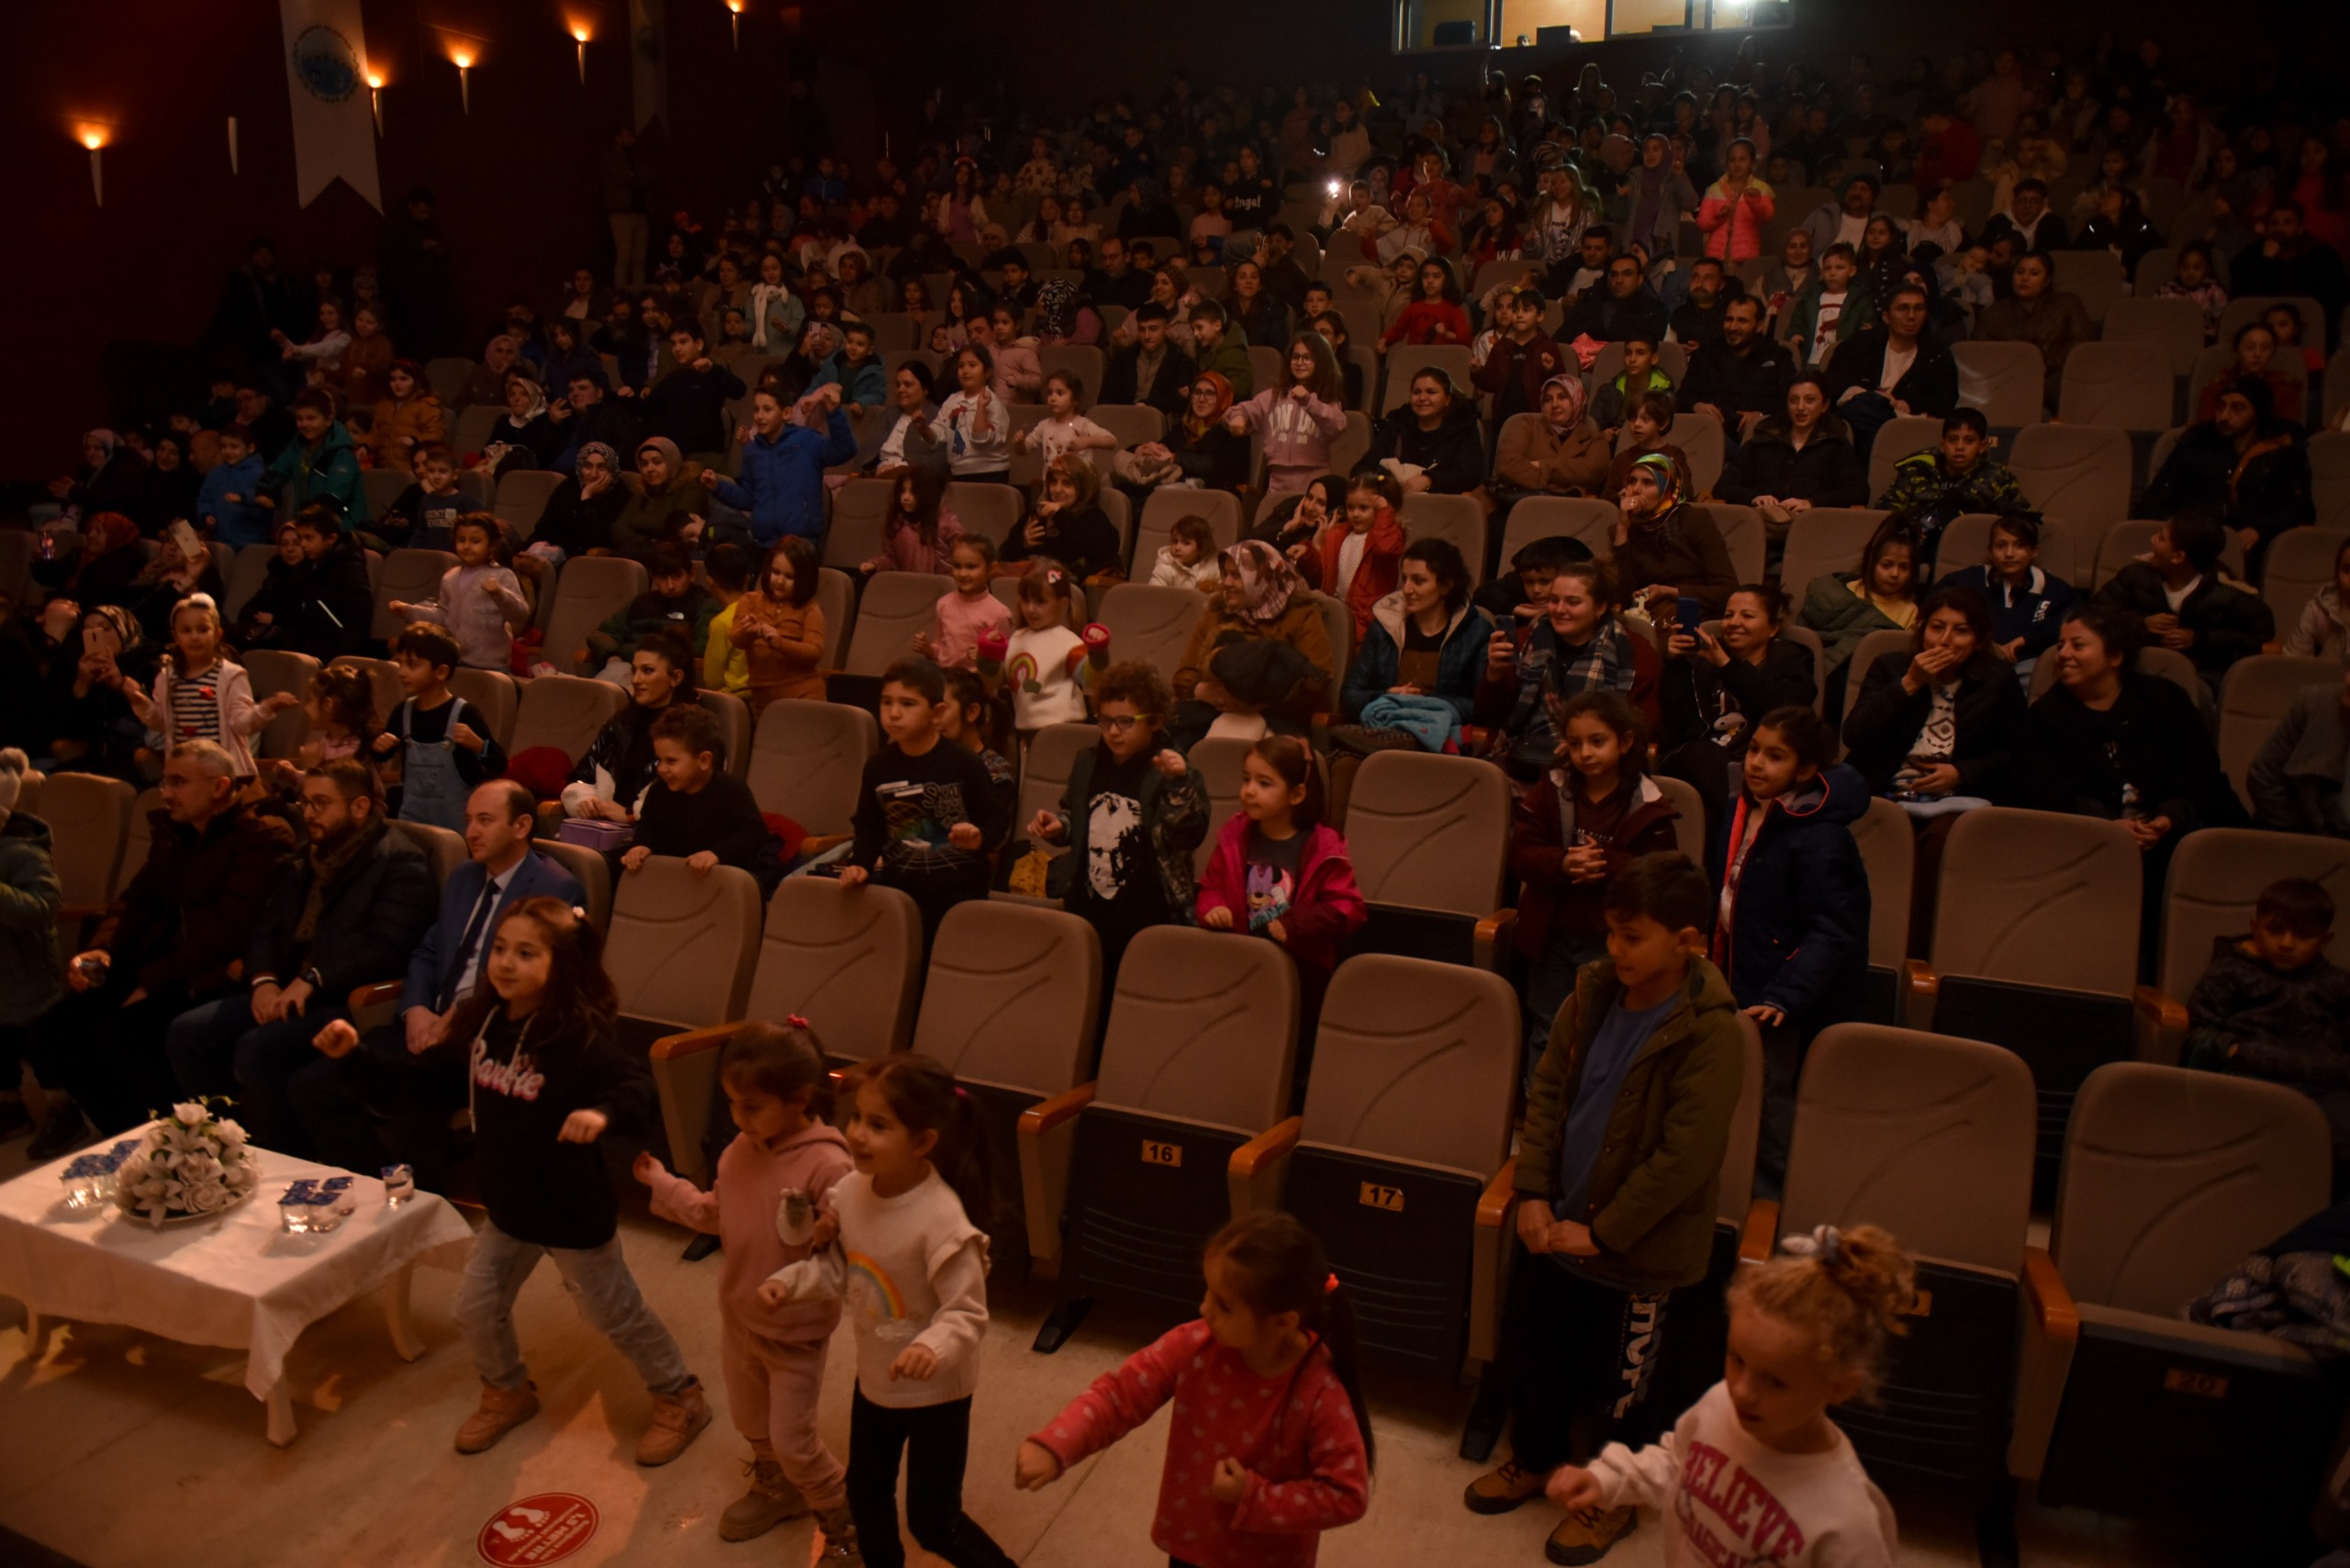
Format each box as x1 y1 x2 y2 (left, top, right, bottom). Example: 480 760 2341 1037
381 1164 416 1206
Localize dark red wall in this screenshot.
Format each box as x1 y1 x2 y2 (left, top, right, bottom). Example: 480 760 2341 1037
0 0 2327 483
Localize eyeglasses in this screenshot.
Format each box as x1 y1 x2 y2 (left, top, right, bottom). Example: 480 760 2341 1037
1098 715 1143 733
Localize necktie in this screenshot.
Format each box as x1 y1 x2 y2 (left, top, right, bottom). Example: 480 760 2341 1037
439 876 502 1012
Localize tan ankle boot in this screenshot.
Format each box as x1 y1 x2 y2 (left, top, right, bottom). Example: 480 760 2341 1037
454 1380 540 1453
634 1378 712 1466
812 1506 865 1565
718 1454 808 1540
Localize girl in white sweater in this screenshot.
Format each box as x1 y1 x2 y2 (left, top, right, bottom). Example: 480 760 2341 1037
127 595 293 778
762 1054 1013 1568
1545 1224 1911 1567
391 513 532 670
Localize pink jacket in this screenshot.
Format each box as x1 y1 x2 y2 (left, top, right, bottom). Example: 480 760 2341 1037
1028 1319 1370 1568
645 1120 853 1342
1696 179 1777 262
1195 817 1368 975
992 340 1046 404
1232 389 1349 491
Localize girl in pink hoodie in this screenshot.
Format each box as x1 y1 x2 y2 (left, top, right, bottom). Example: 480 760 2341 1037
1225 334 1351 496
635 1021 856 1551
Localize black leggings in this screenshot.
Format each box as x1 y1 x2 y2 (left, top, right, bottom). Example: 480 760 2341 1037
846 1389 1015 1568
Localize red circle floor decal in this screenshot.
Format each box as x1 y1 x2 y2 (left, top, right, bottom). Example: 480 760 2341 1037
478 1493 599 1565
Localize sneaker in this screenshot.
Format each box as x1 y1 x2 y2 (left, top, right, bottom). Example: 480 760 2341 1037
718 1455 807 1541
454 1380 541 1453
27 1099 98 1162
635 1378 712 1465
813 1506 865 1565
1545 1505 1637 1565
1462 1456 1547 1515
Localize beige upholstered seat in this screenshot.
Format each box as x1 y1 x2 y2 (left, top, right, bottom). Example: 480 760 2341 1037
1498 495 1616 566
449 668 519 748
2217 655 2335 806
533 838 612 933
509 674 629 764
2056 343 2173 431
42 773 135 913
371 548 458 641
1188 736 1253 873
2099 296 2206 376
842 571 948 678
2009 424 2133 533
243 651 320 760
1778 509 1890 599
1097 584 1208 685
1930 513 2079 586
1399 493 1489 584
329 655 405 724
694 689 754 778
387 820 466 887
744 699 878 836
822 477 896 573
2258 527 2350 638
1952 340 2045 428
1013 722 1097 846
541 555 649 668
493 469 565 539
1863 414 1947 500
1136 488 1245 570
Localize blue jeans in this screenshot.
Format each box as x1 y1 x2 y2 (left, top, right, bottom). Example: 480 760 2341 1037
1524 930 1606 1087
456 1220 694 1395
164 993 350 1156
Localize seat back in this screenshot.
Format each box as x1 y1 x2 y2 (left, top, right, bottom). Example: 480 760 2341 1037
1098 584 1208 684
360 468 410 523
1380 345 1476 412
745 699 878 834
494 469 565 540
1399 494 1488 585
1299 956 1517 1178
223 543 278 622
543 556 650 670
536 838 612 932
1932 808 2140 997
1036 345 1105 409
812 567 856 671
1190 736 1252 872
423 356 474 404
744 877 923 1063
452 406 501 457
1952 339 2046 428
823 477 897 572
1778 509 1888 599
1344 751 1507 918
1930 512 2078 586
606 858 763 1027
912 901 1102 1092
2155 828 2350 1002
2009 423 2132 532
1651 774 1707 865
2100 296 2207 377
1668 414 1726 496
1093 926 1299 1130
696 689 754 778
387 819 467 886
946 481 1024 544
2215 294 2328 350
1499 495 1617 566
2051 251 2125 323
2257 526 2350 641
2053 1063 2332 1315
1706 504 1766 585
843 572 947 677
1089 403 1161 450
2313 431 2350 529
1136 488 1244 569
449 668 520 748
1839 628 1915 726
242 648 319 759
1850 797 1915 972
2091 517 2246 589
371 548 457 642
2217 655 2336 806
509 674 629 765
1785 1025 2037 1271
330 655 406 727
1863 414 1947 501
2055 342 2173 431
42 773 134 910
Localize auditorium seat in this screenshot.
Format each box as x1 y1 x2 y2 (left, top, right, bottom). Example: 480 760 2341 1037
1341 751 1512 969
2216 655 2334 807
328 655 404 724
2256 526 2350 640
2008 424 2132 536
242 648 319 759
1400 493 1489 585
1838 628 1913 727
1280 956 1518 1378
541 555 649 672
695 689 753 779
1189 736 1252 873
1012 722 1097 851
42 773 135 921
494 469 565 539
1929 512 2080 586
2055 343 2173 432
1499 494 1616 566
2091 517 2245 590
449 667 519 749
1778 509 1890 596
1848 797 1916 1023
2098 296 2206 378
1952 341 2046 429
1024 925 1298 1350
650 876 922 1182
744 698 878 840
1706 503 1767 585
1905 807 2141 1195
823 477 896 573
223 543 278 622
509 673 628 766
2013 1064 2335 1540
1096 583 1207 685
1134 488 1244 571
947 482 1024 544
1863 414 1946 501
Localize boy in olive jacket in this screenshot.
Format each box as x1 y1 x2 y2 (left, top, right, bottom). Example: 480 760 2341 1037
1463 852 1745 1565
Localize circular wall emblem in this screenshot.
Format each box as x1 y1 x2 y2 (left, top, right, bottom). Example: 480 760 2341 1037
291 24 362 103
477 1493 599 1565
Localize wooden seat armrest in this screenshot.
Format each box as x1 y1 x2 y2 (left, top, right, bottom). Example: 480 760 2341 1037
348 980 405 1013
799 834 852 857
1475 910 1516 946
649 1022 743 1061
1903 958 1938 999
1228 1115 1303 1177
1475 1158 1520 1227
1016 1081 1097 1137
2132 985 2188 1033
1739 1197 1781 1263
2022 1245 2079 1344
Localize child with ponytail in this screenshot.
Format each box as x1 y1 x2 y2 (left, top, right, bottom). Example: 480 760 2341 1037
977 558 1111 743
1546 1223 1911 1566
1015 1211 1372 1568
760 1053 1013 1568
632 1021 857 1551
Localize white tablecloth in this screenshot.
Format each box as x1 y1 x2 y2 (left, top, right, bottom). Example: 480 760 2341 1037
0 1146 473 1397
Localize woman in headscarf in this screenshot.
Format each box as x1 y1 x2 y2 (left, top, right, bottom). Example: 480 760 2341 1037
127 528 227 642
47 602 156 781
1611 451 1739 618
46 429 150 527
37 511 149 609
1626 133 1702 260
1493 373 1611 507
1033 277 1102 347
477 373 564 478
1171 539 1337 724
140 430 203 525
457 334 523 409
532 442 630 558
611 436 708 560
1116 371 1250 497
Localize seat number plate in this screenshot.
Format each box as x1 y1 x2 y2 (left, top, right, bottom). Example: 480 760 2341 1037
2164 1368 2227 1399
1141 1139 1182 1167
1358 1182 1405 1212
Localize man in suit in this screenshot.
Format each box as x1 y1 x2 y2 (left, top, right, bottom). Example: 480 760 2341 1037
288 779 585 1189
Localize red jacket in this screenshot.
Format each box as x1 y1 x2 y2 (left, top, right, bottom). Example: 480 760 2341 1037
1379 300 1473 349
1196 817 1367 976
1472 331 1568 420
1027 1319 1370 1568
1509 771 1683 958
1308 510 1405 641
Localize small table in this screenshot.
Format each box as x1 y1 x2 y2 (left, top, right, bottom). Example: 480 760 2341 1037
0 1145 474 1444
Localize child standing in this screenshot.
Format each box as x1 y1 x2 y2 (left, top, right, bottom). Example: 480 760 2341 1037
1197 735 1367 1050
1011 373 1118 470
291 662 375 768
699 543 755 698
374 623 509 831
2157 243 2229 343
1224 336 1350 496
380 444 469 551
732 537 828 717
2187 878 2350 1191
196 424 270 548
125 594 295 779
864 467 966 577
634 1023 859 1548
918 535 1014 673
1513 690 1684 1068
983 562 1107 742
940 667 1018 827
1708 708 1869 1187
1151 514 1225 590
1013 1211 1373 1568
1312 470 1406 644
936 346 1014 484
762 1054 1015 1568
1030 661 1207 989
621 704 783 896
391 512 531 671
839 659 1013 945
1466 853 1745 1566
427 898 712 1461
1545 1224 1909 1566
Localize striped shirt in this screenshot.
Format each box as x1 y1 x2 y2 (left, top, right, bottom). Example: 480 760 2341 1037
169 662 224 740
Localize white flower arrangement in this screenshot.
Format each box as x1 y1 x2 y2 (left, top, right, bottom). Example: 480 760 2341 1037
112 1102 263 1226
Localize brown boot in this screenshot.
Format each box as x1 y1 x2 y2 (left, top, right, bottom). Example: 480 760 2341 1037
1462 1455 1548 1514
812 1506 865 1565
634 1378 712 1466
454 1380 540 1453
718 1454 808 1541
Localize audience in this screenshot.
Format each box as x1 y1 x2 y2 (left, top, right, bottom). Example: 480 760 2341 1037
621 704 783 896
1797 515 1923 698
1874 409 2031 563
1930 511 2079 684
2249 666 2350 837
1713 373 1867 532
2141 378 2314 572
2091 512 2275 690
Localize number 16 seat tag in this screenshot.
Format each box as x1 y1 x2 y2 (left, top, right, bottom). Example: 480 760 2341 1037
1141 1138 1182 1167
